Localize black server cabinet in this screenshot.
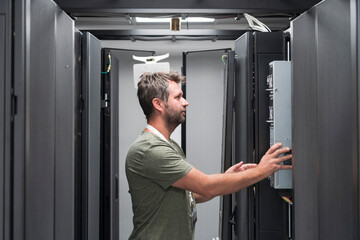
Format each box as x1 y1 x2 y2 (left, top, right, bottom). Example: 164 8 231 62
82 42 124 240
292 0 359 239
7 1 120 239
100 48 120 240
0 1 11 239
10 0 80 239
233 32 289 240
102 48 155 240
12 0 27 238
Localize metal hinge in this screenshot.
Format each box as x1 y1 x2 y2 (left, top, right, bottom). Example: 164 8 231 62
102 93 110 109
101 100 109 108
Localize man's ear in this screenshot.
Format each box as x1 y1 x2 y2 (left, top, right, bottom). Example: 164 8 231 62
152 98 164 112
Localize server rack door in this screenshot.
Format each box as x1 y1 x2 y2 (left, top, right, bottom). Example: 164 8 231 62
12 0 27 238
54 8 78 240
234 32 254 240
10 0 79 239
82 31 102 240
291 9 319 240
292 1 359 239
183 49 230 240
74 28 83 240
101 48 154 240
219 50 236 240
0 8 4 239
26 1 57 238
0 1 11 239
100 48 113 240
315 1 356 239
234 32 288 240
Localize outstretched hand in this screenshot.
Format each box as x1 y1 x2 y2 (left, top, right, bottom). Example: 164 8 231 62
225 161 258 174
257 143 292 178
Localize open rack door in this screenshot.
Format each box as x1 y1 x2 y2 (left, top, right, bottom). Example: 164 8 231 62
81 32 102 240
182 48 231 240
219 50 236 240
100 48 155 240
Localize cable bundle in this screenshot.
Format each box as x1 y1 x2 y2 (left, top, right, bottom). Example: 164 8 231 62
244 13 271 32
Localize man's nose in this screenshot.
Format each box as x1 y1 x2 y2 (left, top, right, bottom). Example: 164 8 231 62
182 98 189 106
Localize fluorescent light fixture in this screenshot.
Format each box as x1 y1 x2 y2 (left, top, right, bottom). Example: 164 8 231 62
186 17 215 23
136 17 170 23
135 17 215 23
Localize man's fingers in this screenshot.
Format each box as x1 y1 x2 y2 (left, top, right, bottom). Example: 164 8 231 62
266 143 282 155
275 153 292 162
278 164 292 170
234 162 244 171
272 147 291 157
225 161 244 174
243 163 257 170
233 161 243 169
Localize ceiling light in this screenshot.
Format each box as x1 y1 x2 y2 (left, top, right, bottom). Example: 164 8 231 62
135 17 215 23
186 17 215 23
135 17 170 23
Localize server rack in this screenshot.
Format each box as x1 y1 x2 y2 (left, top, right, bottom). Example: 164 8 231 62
7 1 117 239
233 32 289 240
292 0 359 239
10 0 80 239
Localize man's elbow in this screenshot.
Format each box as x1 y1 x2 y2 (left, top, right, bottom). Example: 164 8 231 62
198 178 218 199
202 190 217 199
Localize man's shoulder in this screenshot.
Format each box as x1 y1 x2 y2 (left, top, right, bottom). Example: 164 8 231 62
129 131 166 150
127 131 171 159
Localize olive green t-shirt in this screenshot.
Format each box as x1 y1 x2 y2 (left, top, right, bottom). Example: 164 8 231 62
126 131 196 240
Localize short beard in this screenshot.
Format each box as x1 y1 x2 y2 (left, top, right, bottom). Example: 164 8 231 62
164 106 185 131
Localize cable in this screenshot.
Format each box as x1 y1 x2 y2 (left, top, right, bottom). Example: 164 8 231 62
101 54 111 74
244 13 271 32
221 54 227 65
281 196 293 205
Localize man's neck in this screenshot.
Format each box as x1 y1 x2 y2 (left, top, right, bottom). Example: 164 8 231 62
146 119 173 140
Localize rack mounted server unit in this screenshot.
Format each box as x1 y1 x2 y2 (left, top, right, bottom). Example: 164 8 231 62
267 61 292 189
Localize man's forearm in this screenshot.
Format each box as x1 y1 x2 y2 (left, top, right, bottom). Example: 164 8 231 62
174 167 266 200
193 192 214 203
198 167 265 198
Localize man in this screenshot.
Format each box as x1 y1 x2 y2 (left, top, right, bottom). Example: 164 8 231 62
126 71 292 240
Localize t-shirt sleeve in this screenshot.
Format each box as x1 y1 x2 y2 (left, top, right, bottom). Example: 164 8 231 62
130 143 193 189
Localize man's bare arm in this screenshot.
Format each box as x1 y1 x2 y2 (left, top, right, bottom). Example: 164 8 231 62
173 143 292 200
192 162 258 203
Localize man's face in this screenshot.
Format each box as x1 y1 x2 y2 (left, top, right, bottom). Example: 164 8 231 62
164 81 189 127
